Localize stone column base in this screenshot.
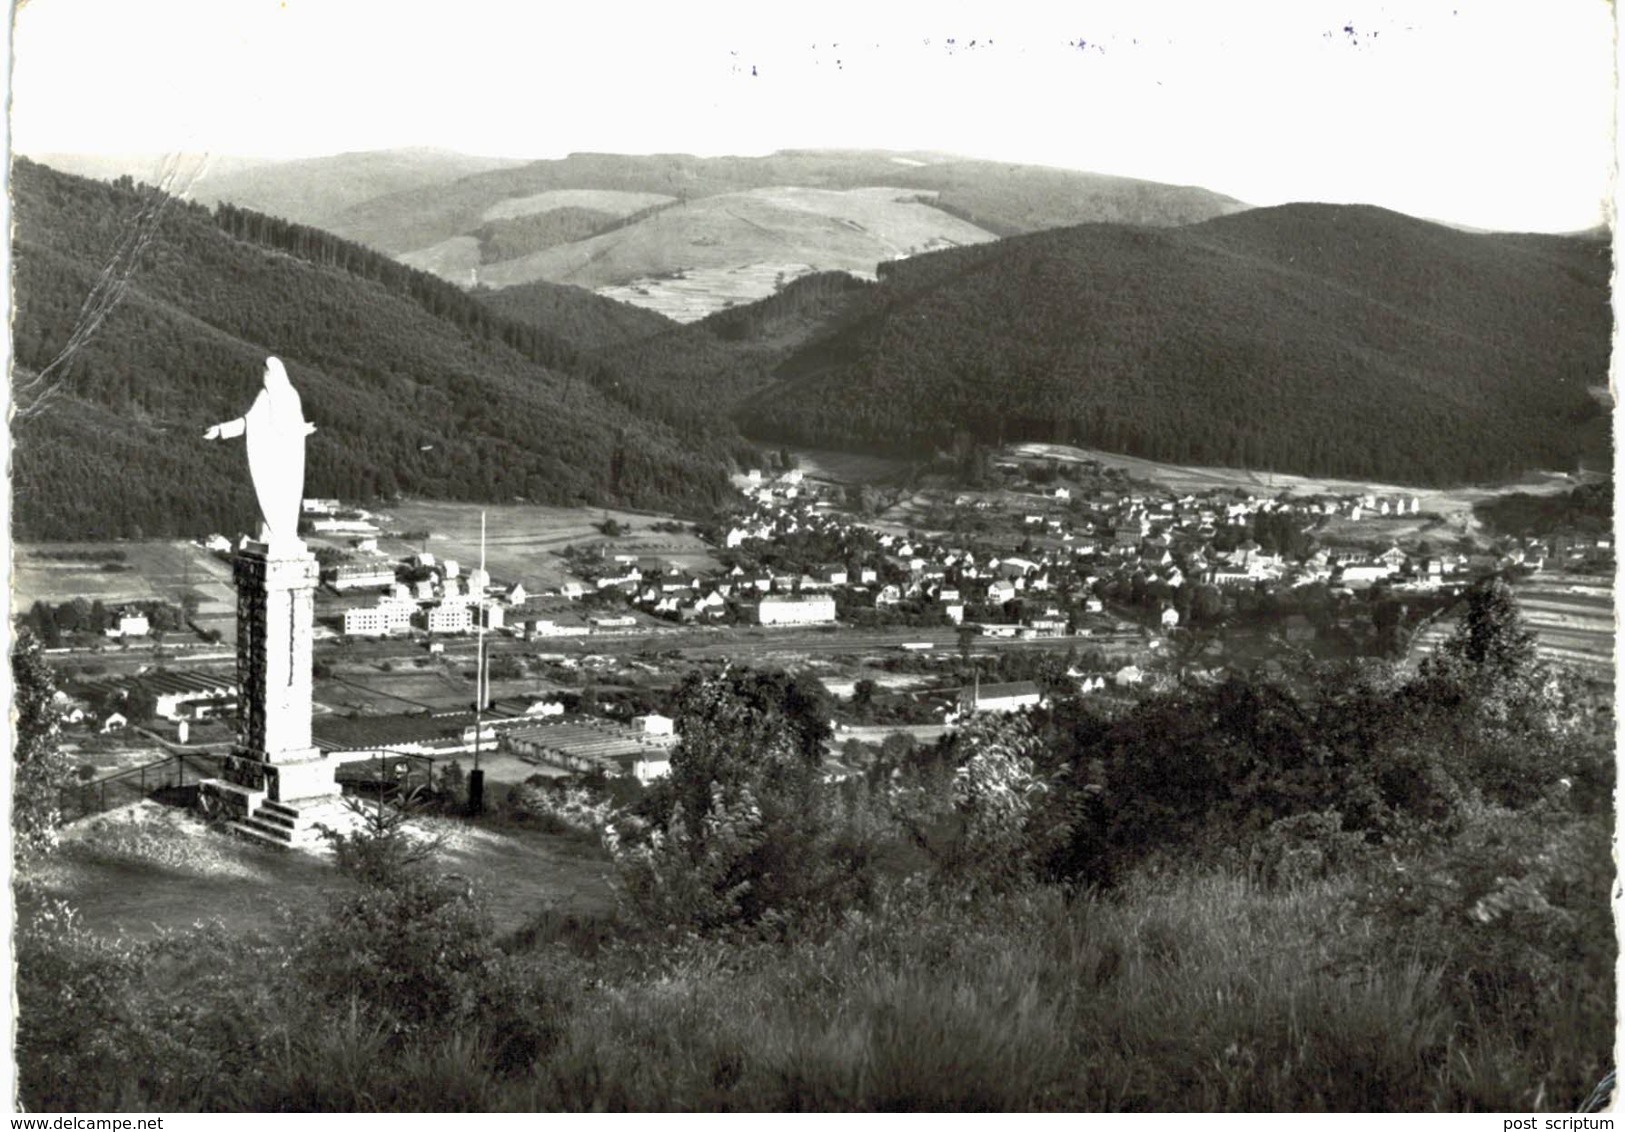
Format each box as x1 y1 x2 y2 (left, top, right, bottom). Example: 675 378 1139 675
228 747 339 803
269 752 341 804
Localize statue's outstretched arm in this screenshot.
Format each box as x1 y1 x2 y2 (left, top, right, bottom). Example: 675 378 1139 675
204 417 247 441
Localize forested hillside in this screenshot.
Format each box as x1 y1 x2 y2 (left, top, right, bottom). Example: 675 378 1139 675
472 279 676 355
557 272 877 433
10 159 745 541
737 205 1612 485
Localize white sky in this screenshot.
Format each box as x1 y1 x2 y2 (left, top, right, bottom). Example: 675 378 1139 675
6 0 1619 232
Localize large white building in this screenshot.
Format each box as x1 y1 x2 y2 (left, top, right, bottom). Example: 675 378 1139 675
343 602 414 637
959 680 1044 715
754 594 837 626
501 718 675 784
426 604 473 634
104 611 150 639
136 670 237 720
331 563 397 592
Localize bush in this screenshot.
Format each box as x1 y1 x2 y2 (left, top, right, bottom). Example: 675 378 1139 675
606 668 881 938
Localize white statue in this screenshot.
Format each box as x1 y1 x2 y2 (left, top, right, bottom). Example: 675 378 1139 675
204 357 316 550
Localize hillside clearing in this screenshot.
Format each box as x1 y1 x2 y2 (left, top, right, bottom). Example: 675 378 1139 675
372 500 720 590
480 189 674 223
18 799 615 940
14 540 235 614
474 186 997 307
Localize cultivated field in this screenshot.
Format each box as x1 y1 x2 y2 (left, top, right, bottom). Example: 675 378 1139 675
398 234 481 281
479 189 674 223
368 500 721 590
475 185 997 316
599 261 824 323
1414 572 1614 680
781 447 917 486
1509 573 1614 677
316 663 475 715
13 540 235 615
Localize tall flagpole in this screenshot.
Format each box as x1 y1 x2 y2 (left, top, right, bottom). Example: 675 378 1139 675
470 510 487 813
475 510 486 767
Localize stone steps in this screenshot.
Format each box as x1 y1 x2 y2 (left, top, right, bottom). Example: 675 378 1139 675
249 807 298 832
225 817 296 850
219 793 353 850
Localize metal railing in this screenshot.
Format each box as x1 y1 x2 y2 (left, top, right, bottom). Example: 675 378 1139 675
335 751 438 802
60 751 231 822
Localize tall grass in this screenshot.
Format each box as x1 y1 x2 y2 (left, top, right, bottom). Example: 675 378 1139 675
509 873 1516 1111
17 787 1612 1114
18 858 1606 1111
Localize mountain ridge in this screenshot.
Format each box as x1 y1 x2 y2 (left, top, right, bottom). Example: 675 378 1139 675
721 203 1612 486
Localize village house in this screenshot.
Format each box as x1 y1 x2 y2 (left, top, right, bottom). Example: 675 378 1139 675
1338 561 1396 586
754 594 837 626
958 680 1045 716
425 604 473 634
104 610 150 639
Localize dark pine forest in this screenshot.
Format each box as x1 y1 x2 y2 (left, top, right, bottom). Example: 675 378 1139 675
733 207 1612 483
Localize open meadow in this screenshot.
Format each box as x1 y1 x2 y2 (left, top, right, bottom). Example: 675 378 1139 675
1009 442 1592 538
365 500 720 590
476 185 997 316
13 540 235 616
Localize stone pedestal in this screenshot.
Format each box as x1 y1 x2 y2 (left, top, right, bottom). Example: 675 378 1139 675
226 540 335 805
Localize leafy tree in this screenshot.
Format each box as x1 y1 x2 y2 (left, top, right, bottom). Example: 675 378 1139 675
124 683 159 724
938 713 1053 892
486 653 523 681
851 678 878 715
608 667 873 936
1437 576 1538 685
1411 577 1586 808
13 633 73 855
27 602 60 649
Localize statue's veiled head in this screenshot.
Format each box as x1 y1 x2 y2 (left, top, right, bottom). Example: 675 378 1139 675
264 356 291 392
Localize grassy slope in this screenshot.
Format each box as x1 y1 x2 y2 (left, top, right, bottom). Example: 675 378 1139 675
18 856 1610 1111
891 159 1253 234
328 150 1246 256
481 190 675 222
473 188 999 290
473 207 623 264
178 148 530 228
738 204 1611 485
